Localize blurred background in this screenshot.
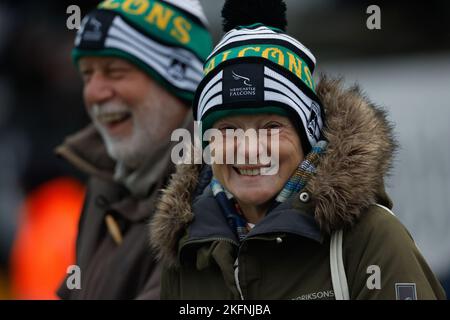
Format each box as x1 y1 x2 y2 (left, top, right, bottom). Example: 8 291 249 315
0 0 449 299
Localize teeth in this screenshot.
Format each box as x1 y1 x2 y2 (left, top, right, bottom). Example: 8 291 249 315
97 112 130 124
237 168 260 176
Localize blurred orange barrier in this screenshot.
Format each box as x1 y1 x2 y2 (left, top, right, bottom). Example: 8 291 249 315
10 177 84 300
0 268 10 300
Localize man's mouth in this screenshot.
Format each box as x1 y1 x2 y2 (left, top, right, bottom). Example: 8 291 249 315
96 111 132 126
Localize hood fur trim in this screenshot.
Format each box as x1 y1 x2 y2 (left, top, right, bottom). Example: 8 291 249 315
150 76 397 265
308 76 397 233
149 164 201 265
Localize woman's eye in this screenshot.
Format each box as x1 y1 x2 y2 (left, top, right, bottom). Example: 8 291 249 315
264 122 283 130
218 125 237 132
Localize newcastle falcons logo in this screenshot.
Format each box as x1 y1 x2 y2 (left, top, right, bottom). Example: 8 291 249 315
168 59 187 81
75 15 103 46
223 64 262 103
307 101 321 140
232 71 253 87
83 17 103 42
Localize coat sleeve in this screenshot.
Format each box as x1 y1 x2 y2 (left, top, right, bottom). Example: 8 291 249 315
343 205 447 300
160 265 182 299
135 262 162 300
56 180 92 299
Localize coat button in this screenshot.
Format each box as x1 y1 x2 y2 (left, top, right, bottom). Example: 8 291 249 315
299 192 310 203
276 237 283 244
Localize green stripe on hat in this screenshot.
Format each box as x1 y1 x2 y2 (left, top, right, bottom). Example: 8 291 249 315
204 44 315 92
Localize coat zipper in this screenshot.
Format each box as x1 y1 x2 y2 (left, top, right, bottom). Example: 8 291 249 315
180 237 245 299
233 234 287 300
234 258 245 300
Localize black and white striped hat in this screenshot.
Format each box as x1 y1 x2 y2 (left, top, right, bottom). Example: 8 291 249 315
73 0 213 103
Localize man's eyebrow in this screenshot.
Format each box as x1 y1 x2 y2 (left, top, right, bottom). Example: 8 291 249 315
106 60 130 68
103 60 114 68
79 63 91 71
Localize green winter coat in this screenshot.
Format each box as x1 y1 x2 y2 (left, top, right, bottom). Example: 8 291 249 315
149 77 446 300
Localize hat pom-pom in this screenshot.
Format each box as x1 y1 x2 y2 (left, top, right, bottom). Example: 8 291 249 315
221 0 287 32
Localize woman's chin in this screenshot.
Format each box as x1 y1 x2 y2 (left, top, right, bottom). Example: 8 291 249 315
229 186 276 207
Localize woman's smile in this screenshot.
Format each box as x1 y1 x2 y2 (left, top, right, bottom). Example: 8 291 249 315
212 113 304 221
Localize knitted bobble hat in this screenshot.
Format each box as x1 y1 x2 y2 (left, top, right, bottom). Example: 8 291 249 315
193 0 325 152
73 0 213 104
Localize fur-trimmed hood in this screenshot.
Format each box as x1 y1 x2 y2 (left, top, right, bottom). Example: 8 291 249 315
150 76 397 264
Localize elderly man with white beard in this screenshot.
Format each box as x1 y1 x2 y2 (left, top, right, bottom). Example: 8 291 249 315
55 0 212 299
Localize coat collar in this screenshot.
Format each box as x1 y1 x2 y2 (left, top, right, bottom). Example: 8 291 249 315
150 76 397 266
55 124 174 222
55 124 115 181
186 185 323 247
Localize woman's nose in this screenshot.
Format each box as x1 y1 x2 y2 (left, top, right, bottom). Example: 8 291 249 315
234 131 260 164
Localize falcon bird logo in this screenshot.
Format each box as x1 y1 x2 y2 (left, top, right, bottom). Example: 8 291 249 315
232 71 253 87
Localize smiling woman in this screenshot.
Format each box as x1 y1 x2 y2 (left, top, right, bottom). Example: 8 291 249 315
211 114 304 224
149 0 446 300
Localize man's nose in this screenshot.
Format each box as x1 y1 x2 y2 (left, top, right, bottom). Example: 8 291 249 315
83 72 114 107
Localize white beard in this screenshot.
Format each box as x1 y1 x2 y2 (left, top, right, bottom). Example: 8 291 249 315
90 99 169 170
